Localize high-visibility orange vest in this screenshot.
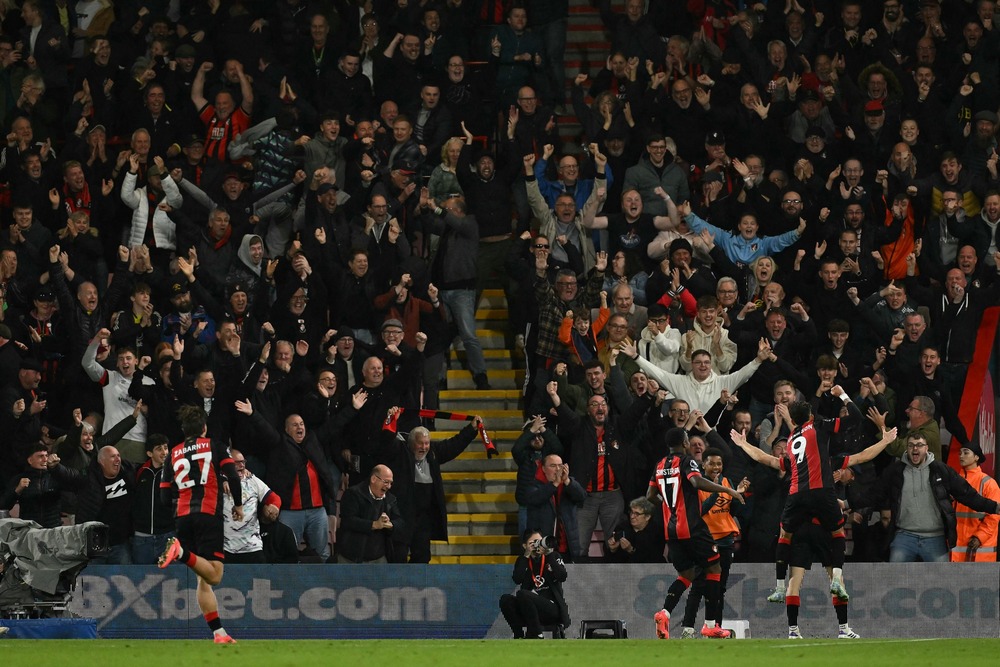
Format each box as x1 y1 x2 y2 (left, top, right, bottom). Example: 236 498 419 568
951 466 1000 562
700 476 740 541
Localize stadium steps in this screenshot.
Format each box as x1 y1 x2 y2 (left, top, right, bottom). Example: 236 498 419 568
446 512 519 536
450 348 516 370
556 0 613 148
447 368 524 389
442 471 516 494
429 4 611 562
431 534 520 556
429 554 517 564
439 389 522 411
445 492 518 514
429 289 524 563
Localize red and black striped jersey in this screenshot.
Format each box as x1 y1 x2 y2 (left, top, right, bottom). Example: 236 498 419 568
161 437 241 517
199 106 250 163
780 418 850 495
651 453 709 541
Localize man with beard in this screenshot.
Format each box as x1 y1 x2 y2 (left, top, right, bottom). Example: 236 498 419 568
355 194 411 284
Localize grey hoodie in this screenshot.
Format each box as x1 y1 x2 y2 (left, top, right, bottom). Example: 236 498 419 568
896 451 944 536
237 234 263 277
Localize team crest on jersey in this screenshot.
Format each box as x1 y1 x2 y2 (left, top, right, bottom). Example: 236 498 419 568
750 243 759 252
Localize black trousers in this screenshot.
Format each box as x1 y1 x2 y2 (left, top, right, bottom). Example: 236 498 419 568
499 589 561 638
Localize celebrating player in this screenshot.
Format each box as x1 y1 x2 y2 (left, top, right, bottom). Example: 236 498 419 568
158 406 244 644
732 418 897 637
649 427 744 639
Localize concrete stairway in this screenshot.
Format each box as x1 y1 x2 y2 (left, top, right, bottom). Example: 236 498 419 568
428 1 611 564
431 288 523 564
555 1 613 148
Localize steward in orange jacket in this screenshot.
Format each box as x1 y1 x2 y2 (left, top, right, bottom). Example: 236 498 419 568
952 444 1000 562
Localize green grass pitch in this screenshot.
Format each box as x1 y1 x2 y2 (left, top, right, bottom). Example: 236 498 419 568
3 638 999 666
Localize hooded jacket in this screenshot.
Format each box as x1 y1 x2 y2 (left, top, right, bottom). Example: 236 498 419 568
870 452 1000 549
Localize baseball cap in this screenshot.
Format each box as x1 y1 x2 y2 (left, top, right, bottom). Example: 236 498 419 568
701 170 724 184
805 125 827 140
705 130 726 146
183 134 205 148
973 110 999 125
864 100 885 114
175 44 196 58
170 278 191 295
34 286 56 302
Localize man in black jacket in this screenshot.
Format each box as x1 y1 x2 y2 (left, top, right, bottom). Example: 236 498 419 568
336 464 402 563
0 444 84 528
76 445 136 564
378 412 481 563
239 406 349 562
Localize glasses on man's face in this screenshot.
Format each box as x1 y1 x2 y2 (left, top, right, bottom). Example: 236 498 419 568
648 144 667 151
906 442 928 450
629 510 647 517
533 244 550 249
905 404 924 413
383 329 403 337
718 289 737 294
233 459 246 467
650 317 668 324
556 281 577 288
374 474 393 486
670 408 690 414
782 198 802 204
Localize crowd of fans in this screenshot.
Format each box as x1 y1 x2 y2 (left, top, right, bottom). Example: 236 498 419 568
0 0 998 566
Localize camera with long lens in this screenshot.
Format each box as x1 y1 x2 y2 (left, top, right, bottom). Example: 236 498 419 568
529 535 557 555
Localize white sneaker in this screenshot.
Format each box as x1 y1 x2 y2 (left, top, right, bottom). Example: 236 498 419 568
838 626 861 639
767 588 786 603
788 626 802 639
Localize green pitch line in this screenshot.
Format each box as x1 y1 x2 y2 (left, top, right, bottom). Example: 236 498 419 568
3 638 998 666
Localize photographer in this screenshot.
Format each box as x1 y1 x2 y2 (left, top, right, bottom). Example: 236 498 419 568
498 529 571 639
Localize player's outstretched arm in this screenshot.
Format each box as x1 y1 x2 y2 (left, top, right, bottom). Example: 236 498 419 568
692 475 744 504
847 427 898 466
730 428 781 470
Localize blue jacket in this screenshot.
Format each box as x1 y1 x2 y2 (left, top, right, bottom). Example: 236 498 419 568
684 212 800 265
534 158 614 210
